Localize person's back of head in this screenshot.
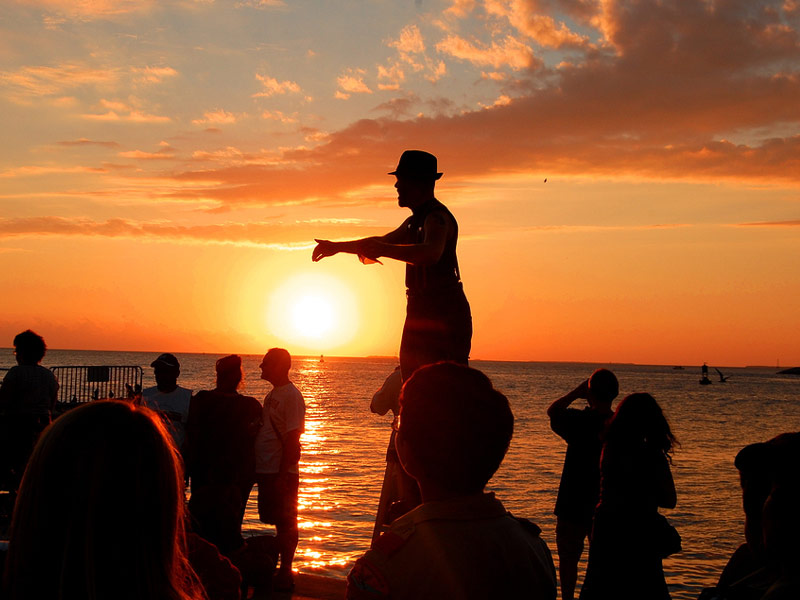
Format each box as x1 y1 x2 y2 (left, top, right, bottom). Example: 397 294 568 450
12 329 46 365
216 354 243 392
588 368 618 406
606 392 676 459
4 400 203 600
397 362 513 496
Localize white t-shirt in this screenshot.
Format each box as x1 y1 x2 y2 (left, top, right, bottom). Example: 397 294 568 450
254 382 305 475
142 385 192 448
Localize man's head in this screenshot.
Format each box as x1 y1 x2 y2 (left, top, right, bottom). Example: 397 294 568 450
13 330 47 365
260 348 291 384
396 362 513 496
215 354 243 391
389 150 441 209
587 368 618 409
150 353 180 390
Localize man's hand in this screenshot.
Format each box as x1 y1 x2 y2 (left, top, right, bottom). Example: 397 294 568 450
312 239 337 261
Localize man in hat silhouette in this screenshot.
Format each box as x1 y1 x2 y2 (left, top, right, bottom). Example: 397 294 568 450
142 352 192 453
312 150 472 381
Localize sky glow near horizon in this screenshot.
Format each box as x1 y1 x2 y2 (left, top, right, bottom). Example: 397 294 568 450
1 0 799 367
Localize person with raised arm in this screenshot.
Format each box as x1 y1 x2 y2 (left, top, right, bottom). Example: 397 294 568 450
312 150 472 381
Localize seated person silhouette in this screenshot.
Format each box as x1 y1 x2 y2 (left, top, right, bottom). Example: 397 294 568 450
2 400 210 600
347 362 557 600
699 432 800 600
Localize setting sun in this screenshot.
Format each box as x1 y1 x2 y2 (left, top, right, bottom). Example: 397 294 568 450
266 272 359 352
291 295 334 340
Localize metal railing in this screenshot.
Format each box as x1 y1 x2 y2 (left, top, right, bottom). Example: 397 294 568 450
50 366 143 405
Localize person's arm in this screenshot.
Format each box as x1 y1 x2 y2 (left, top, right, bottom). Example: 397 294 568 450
655 453 677 509
358 211 450 265
278 429 302 477
546 379 589 419
312 219 412 262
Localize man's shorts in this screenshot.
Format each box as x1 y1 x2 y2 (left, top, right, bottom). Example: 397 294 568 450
255 473 299 526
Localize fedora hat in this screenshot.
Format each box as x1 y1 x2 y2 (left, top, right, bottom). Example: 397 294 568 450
388 150 443 181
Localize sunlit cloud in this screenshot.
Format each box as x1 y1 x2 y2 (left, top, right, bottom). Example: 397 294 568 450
253 73 302 97
234 0 287 8
0 64 117 102
12 0 155 19
0 165 107 179
81 98 171 122
436 34 538 69
262 109 299 123
118 142 175 160
56 139 121 148
384 24 447 82
192 109 239 125
131 65 178 84
335 68 372 99
0 216 383 249
486 0 591 49
736 219 800 227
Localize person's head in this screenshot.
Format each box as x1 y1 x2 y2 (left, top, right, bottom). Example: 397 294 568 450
388 150 441 209
216 354 243 392
587 368 618 409
151 352 181 389
396 362 513 496
4 400 202 600
12 329 46 365
260 348 291 384
605 393 677 459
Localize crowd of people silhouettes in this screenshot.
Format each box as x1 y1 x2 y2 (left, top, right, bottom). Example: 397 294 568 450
0 151 797 600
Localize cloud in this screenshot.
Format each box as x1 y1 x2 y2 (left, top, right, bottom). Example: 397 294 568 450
118 142 175 160
235 0 287 8
0 216 384 249
737 219 800 227
0 64 117 102
383 25 448 83
336 69 373 99
81 98 171 122
253 74 302 97
0 166 107 179
485 0 591 49
436 34 539 69
261 109 299 123
131 66 178 84
10 0 155 20
192 109 239 125
56 139 121 148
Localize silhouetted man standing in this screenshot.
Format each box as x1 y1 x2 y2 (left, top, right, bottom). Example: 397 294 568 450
142 353 192 452
547 368 619 600
312 150 472 381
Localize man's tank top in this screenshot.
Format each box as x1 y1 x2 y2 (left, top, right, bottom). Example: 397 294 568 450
404 198 461 292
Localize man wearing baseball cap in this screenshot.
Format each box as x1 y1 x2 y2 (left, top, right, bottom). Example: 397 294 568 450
142 353 192 453
312 150 472 381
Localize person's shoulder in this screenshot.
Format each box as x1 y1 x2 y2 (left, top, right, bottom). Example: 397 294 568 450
284 382 305 404
346 518 417 600
142 385 159 397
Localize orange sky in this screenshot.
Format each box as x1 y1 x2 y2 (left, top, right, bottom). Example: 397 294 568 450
1 0 799 366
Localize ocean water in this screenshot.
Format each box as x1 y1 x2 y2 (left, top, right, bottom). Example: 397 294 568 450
4 350 799 600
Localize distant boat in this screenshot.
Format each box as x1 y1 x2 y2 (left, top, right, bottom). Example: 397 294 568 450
778 367 800 375
319 355 324 363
